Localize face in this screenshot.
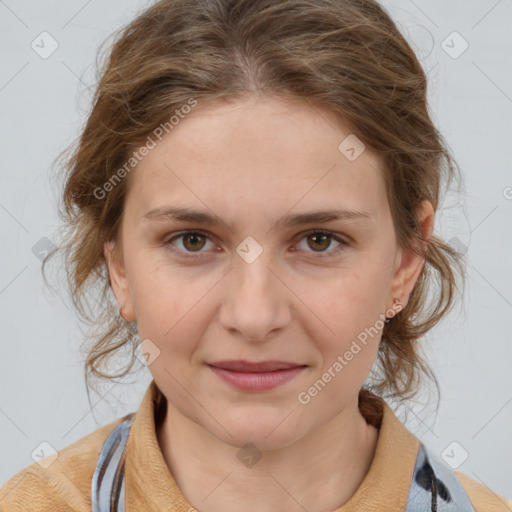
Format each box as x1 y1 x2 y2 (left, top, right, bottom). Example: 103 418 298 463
105 96 432 450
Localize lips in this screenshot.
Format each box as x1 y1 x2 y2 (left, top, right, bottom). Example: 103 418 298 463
208 360 307 391
208 360 306 372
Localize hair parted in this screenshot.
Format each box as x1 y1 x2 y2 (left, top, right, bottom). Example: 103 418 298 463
43 0 466 415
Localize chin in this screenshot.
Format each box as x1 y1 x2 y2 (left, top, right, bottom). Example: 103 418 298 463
210 409 304 451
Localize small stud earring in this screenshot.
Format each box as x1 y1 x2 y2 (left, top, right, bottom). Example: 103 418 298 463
385 298 403 323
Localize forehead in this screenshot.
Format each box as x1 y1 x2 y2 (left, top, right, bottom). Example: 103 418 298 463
124 96 388 225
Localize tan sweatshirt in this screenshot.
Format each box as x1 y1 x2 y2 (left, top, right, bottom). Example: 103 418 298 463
1 379 511 511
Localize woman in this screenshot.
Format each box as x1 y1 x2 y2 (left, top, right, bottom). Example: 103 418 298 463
1 0 511 510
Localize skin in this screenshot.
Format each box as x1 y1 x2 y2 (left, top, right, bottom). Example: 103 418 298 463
104 95 434 511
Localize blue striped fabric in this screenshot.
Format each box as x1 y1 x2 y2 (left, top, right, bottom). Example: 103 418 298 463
406 443 476 511
91 413 135 512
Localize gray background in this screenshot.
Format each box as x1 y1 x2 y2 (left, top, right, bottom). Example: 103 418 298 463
1 0 511 501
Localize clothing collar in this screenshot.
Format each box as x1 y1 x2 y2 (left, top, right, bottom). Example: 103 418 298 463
124 379 420 511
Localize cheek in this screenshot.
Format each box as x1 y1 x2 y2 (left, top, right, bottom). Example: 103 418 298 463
127 249 190 316
127 255 219 356
293 265 387 369
295 265 387 330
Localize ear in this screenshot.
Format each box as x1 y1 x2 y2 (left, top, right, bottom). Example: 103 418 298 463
388 200 435 308
104 240 136 322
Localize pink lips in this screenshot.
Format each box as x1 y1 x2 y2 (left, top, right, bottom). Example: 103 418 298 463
208 360 307 391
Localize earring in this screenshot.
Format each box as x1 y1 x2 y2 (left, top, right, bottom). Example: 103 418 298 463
385 298 403 323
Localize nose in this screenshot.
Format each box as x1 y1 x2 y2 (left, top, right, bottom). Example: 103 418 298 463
218 252 292 342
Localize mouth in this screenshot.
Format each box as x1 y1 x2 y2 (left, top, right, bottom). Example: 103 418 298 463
209 360 306 372
207 360 308 391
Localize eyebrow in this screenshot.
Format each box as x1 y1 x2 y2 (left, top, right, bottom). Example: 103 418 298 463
143 206 372 230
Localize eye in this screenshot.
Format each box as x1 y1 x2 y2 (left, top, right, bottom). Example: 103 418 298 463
164 230 216 258
164 229 348 259
294 230 348 258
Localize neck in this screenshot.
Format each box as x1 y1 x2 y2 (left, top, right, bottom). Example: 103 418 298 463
156 395 380 512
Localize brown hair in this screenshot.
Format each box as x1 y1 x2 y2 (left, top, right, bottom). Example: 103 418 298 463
43 0 465 416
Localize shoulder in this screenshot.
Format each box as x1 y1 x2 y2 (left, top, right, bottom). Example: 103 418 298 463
0 415 128 512
455 471 512 512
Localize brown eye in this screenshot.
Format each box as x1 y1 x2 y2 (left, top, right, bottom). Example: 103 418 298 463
295 230 347 257
165 230 215 257
306 233 332 252
181 232 207 252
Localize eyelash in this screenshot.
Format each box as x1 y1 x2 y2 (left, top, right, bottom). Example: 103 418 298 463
163 229 349 260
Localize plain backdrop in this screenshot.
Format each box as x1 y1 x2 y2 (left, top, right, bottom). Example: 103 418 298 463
1 0 511 500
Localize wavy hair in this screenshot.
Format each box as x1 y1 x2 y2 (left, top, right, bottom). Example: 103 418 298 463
43 0 466 418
